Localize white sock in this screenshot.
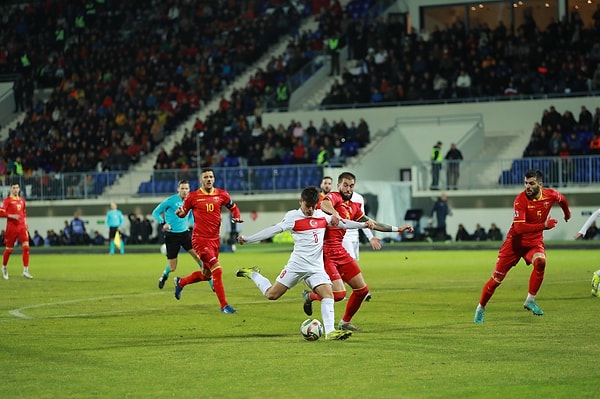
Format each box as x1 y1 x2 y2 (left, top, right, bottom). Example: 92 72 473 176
23 266 29 273
476 304 485 311
250 272 272 296
321 298 335 334
2 266 6 273
525 294 535 303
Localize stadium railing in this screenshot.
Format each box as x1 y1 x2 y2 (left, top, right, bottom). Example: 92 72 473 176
412 155 600 191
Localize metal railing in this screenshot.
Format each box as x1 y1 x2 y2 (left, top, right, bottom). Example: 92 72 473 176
413 155 600 191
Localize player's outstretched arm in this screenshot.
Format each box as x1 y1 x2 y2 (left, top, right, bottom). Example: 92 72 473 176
238 225 283 245
358 215 413 233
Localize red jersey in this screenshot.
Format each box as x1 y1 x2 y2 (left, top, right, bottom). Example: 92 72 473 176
0 195 27 230
320 191 365 248
181 187 240 241
506 188 569 248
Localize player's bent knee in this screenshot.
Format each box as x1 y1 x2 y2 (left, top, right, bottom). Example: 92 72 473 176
333 290 347 302
533 256 546 272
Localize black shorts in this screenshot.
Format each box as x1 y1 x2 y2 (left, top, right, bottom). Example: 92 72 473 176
164 230 193 259
108 227 119 240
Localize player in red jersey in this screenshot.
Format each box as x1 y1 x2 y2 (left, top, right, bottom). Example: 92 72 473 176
474 169 571 324
0 182 32 280
174 168 243 314
303 172 414 331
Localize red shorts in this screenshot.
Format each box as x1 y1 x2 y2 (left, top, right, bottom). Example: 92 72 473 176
4 227 29 248
192 237 220 268
323 246 361 282
493 237 545 280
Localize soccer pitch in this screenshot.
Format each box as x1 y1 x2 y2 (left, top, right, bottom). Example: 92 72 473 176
1 245 598 399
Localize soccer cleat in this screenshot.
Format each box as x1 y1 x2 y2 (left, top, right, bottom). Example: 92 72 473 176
474 309 485 324
174 277 183 300
221 304 237 314
209 278 214 292
22 271 33 279
338 320 362 332
364 293 372 302
523 301 544 316
236 267 260 279
2 269 8 280
158 274 167 289
325 329 352 341
302 290 313 316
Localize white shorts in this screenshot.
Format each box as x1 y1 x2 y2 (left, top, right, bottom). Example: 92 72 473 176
275 267 332 290
342 238 360 260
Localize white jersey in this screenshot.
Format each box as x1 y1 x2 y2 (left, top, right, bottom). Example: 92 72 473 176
242 208 365 274
280 208 331 273
342 192 374 260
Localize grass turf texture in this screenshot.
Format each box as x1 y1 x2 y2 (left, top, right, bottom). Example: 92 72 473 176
1 245 598 398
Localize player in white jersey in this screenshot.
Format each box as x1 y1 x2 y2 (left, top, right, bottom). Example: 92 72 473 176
236 186 371 340
342 191 382 259
340 191 381 302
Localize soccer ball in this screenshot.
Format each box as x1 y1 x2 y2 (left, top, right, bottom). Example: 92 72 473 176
300 318 323 341
591 270 600 297
160 244 167 255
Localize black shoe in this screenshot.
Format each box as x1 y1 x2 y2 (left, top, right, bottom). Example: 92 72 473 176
302 290 313 316
158 274 167 289
364 293 372 302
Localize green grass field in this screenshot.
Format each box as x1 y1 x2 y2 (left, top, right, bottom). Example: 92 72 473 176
1 245 598 399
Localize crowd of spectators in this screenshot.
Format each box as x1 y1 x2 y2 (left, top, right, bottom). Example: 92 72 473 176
320 9 600 107
523 104 600 158
4 0 600 186
153 116 371 173
0 0 314 179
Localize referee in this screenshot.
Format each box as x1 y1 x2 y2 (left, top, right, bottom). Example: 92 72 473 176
152 179 210 289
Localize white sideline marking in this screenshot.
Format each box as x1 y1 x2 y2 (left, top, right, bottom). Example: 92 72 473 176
7 292 163 320
5 293 296 320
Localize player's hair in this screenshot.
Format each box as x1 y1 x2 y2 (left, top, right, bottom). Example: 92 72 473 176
337 172 356 183
301 186 320 205
200 168 214 176
525 169 543 182
9 181 20 187
178 179 189 186
321 176 332 182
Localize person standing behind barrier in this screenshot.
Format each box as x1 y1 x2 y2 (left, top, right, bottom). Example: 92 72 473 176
430 141 443 190
445 143 463 190
429 193 451 241
106 202 125 255
328 31 341 76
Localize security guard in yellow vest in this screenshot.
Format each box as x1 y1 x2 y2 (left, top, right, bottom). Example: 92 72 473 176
328 32 341 76
430 141 443 190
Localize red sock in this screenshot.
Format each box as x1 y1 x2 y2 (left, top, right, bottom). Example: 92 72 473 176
211 267 228 308
3 248 12 266
479 277 501 307
22 246 30 267
529 257 546 295
180 270 209 286
342 286 369 322
309 290 345 302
